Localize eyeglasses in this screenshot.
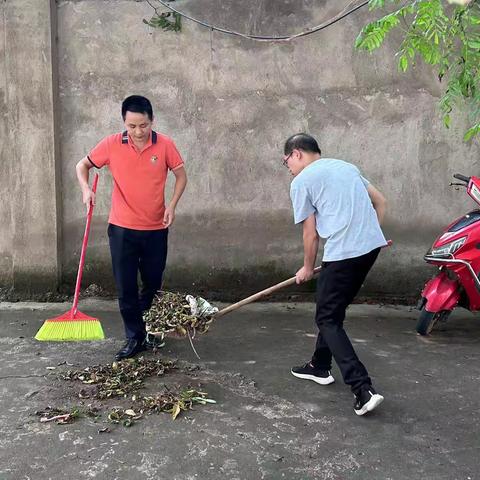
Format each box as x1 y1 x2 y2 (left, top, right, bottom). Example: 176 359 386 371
282 151 293 167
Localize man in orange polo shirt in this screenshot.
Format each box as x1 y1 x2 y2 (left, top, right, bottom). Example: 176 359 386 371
76 95 187 360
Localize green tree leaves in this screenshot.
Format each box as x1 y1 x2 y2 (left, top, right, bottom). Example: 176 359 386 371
143 11 182 32
355 11 401 51
356 0 480 141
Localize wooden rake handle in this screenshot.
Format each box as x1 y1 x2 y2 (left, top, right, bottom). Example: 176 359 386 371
214 240 393 319
214 266 323 318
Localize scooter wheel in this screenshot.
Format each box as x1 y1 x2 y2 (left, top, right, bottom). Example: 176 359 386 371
416 308 450 335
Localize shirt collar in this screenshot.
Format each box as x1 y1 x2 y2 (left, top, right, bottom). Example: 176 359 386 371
122 130 158 148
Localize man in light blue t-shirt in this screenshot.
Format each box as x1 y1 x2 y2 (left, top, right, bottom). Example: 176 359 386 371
283 133 387 416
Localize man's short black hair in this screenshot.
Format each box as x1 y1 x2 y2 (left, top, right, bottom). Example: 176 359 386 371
122 95 153 121
284 133 321 156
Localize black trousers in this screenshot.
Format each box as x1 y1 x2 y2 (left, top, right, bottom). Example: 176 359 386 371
108 224 168 340
311 247 380 395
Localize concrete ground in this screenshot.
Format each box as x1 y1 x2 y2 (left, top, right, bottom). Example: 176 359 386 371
0 300 479 480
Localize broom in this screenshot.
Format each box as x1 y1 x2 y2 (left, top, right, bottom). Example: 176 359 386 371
35 173 104 341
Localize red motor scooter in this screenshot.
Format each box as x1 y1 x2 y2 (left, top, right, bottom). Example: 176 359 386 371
418 173 480 335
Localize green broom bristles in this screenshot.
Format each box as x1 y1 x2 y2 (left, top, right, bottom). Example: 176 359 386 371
37 173 104 342
35 319 105 342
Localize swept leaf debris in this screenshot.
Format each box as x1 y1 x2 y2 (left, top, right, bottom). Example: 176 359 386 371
143 291 215 337
36 406 80 424
61 357 175 398
38 356 215 428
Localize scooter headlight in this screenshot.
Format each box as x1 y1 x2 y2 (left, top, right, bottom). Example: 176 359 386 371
430 236 467 257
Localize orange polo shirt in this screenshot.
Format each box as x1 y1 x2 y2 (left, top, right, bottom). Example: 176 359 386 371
88 130 184 230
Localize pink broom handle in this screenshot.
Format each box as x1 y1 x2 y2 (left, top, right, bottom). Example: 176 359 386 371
72 173 99 316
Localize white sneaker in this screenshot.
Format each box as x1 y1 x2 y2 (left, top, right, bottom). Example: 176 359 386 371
291 362 335 385
354 387 384 416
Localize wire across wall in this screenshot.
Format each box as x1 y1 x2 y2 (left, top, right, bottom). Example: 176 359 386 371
145 0 371 42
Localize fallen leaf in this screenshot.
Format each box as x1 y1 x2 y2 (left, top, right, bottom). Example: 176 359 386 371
171 403 181 420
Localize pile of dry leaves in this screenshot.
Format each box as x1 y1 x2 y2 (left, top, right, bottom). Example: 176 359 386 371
36 357 214 427
143 291 215 337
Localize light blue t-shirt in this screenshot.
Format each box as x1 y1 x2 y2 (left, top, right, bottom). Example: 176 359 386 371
290 158 387 262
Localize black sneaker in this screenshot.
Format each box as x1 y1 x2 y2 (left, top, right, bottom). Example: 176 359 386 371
291 362 335 385
354 387 384 416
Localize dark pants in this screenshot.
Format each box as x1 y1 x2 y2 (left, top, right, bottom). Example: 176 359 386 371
108 224 168 340
311 247 380 395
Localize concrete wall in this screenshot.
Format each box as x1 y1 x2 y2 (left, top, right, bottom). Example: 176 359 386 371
1 0 61 292
0 1 12 286
1 0 479 300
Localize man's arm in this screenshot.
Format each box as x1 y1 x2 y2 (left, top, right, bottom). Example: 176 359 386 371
163 166 187 228
367 184 387 225
296 213 319 284
76 157 96 210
